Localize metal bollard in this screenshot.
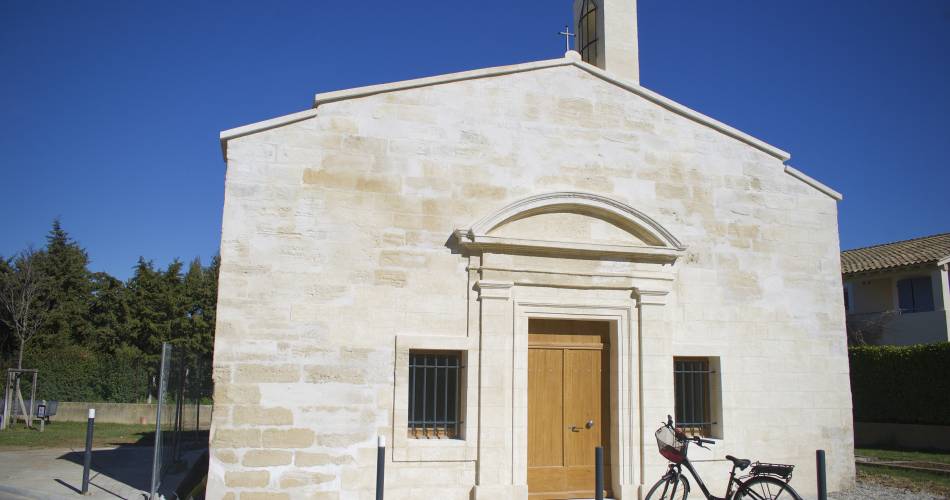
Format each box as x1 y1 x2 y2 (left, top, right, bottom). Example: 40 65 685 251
376 436 385 500
81 408 95 495
595 446 604 500
816 449 827 500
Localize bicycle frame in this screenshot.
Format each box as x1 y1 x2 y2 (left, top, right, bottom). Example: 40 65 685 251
659 456 744 500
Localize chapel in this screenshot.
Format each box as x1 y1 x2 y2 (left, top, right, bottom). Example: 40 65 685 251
209 1 855 498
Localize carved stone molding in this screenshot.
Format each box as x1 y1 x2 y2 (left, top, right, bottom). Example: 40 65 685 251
634 288 670 306
475 280 514 301
455 192 686 263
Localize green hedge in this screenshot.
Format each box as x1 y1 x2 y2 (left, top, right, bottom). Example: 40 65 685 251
849 343 950 425
12 345 150 403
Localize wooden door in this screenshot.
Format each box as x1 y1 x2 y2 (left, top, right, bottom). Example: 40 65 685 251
528 320 610 499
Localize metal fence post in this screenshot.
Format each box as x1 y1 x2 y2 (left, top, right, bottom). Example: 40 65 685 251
816 449 827 500
1 371 10 431
376 436 385 500
595 446 604 500
150 343 171 499
81 408 95 495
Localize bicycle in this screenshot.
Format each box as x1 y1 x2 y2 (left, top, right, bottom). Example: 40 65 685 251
645 416 803 500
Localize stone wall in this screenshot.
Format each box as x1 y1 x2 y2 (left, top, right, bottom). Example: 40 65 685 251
209 60 853 499
53 402 212 428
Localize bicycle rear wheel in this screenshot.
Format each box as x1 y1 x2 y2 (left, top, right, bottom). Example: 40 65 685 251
645 473 690 500
732 476 803 500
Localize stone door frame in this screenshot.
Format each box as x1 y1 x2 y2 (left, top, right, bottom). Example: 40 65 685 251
513 300 638 498
464 192 683 499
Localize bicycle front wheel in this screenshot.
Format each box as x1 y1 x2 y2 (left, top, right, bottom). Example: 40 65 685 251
645 473 690 500
732 476 803 500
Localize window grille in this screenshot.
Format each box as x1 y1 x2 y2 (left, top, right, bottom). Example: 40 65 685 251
577 0 599 64
408 352 462 439
674 358 714 436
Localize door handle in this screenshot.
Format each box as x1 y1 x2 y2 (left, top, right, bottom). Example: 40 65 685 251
568 421 594 432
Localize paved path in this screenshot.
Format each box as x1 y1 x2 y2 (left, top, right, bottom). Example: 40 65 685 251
0 446 199 500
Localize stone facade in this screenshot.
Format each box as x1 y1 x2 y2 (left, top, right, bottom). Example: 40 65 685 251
209 54 854 499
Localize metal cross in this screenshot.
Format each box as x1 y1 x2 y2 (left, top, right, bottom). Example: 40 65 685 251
559 25 575 52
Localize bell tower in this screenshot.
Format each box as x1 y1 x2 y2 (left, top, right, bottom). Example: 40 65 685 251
572 0 640 83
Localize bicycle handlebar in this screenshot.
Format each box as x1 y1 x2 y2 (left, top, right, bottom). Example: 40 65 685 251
664 415 715 446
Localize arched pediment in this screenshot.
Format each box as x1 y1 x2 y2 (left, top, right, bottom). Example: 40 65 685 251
455 192 686 262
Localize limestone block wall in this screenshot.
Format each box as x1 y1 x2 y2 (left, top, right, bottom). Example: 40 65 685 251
209 64 853 499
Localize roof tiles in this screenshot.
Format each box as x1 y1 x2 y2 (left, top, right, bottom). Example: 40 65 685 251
841 233 950 274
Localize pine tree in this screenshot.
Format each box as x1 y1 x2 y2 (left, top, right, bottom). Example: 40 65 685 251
88 272 133 355
36 219 93 347
127 258 164 363
183 256 218 356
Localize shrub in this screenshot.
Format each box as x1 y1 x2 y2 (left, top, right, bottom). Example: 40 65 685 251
849 343 950 425
17 345 150 403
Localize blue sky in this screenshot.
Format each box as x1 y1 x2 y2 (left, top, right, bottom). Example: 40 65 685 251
1 1 948 279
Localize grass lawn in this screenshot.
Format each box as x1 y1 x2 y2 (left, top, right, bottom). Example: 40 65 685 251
856 448 950 497
858 464 950 497
856 447 950 465
0 421 155 450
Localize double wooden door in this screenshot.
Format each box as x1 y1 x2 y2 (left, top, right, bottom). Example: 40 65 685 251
527 320 611 499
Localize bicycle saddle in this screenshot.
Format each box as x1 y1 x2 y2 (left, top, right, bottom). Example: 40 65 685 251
725 455 751 470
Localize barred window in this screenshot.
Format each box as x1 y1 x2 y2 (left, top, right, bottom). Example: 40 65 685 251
408 351 462 439
577 0 598 64
674 358 714 437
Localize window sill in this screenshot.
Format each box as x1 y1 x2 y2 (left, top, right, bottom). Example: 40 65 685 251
393 435 477 462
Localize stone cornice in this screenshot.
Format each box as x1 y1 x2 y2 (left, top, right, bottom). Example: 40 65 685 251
634 288 670 306
784 165 843 201
458 234 683 263
475 280 514 301
219 108 319 160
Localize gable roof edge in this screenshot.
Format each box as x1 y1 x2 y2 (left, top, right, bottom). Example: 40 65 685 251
567 62 790 161
220 52 842 202
784 165 843 201
219 108 320 160
310 53 792 161
314 58 573 106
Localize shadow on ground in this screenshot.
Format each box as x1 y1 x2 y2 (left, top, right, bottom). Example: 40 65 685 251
52 432 209 498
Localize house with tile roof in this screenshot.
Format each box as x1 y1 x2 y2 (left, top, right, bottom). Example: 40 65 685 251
842 233 950 345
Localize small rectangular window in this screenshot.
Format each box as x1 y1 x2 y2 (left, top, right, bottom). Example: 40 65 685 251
408 351 462 439
674 357 715 437
897 277 934 313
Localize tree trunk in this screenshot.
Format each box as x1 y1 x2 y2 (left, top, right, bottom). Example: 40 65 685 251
15 380 30 428
14 340 30 428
